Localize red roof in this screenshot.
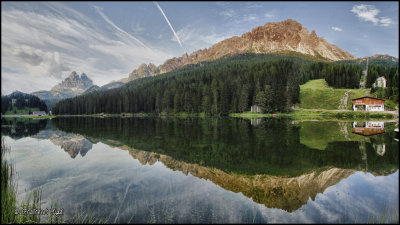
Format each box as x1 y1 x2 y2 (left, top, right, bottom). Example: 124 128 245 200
352 96 385 101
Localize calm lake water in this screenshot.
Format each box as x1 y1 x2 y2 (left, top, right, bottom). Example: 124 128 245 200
1 117 399 223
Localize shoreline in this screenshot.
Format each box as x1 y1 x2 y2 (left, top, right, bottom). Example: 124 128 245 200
2 109 398 121
230 109 398 120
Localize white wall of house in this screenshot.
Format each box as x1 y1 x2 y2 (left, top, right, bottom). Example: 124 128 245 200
353 104 384 111
373 77 387 88
251 105 261 113
366 105 384 111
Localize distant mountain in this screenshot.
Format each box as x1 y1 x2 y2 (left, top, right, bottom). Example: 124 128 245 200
82 81 126 95
118 19 356 83
338 54 398 67
51 71 93 94
100 81 125 90
367 54 398 62
31 71 94 108
120 63 160 82
361 54 398 66
82 85 101 94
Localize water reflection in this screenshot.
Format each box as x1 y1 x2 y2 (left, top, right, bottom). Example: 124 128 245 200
1 118 93 158
1 117 398 222
250 118 261 126
1 118 47 139
120 145 356 212
47 132 92 158
352 121 385 136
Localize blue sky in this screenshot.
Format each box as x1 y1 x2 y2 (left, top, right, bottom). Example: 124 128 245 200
1 1 398 94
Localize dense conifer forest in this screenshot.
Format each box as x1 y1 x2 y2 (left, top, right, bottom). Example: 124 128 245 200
1 91 48 114
52 53 398 115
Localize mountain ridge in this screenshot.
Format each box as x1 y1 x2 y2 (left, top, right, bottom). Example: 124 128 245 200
118 19 356 83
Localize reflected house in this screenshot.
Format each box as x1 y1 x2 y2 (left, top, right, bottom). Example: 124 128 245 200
250 118 261 126
352 121 385 136
352 96 385 111
373 143 386 156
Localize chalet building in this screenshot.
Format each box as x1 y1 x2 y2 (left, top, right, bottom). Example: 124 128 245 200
352 121 385 136
251 105 261 113
352 96 385 112
11 98 17 104
32 111 47 116
25 99 29 103
373 76 387 88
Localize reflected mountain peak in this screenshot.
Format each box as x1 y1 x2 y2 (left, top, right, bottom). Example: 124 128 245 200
50 133 93 158
119 144 357 212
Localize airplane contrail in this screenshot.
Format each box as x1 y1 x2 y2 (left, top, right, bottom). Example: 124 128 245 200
93 5 149 49
153 2 185 52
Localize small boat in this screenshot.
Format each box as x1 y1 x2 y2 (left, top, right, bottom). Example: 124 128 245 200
395 128 399 133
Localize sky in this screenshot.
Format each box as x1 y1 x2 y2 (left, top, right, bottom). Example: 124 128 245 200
1 1 399 95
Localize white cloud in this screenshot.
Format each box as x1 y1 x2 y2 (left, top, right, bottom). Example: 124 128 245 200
379 17 393 27
219 9 236 19
215 2 230 7
351 4 394 27
172 26 231 53
331 26 342 32
246 3 263 9
1 2 172 94
243 14 258 22
264 12 275 18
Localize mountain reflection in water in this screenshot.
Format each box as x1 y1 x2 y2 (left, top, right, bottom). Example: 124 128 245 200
1 117 398 221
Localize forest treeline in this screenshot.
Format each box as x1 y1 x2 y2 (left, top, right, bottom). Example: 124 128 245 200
1 91 48 114
52 53 398 115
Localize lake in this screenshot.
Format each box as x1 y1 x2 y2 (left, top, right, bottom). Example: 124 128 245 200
1 117 398 223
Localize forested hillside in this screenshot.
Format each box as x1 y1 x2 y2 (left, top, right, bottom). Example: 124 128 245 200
367 65 399 101
52 53 396 115
2 91 48 114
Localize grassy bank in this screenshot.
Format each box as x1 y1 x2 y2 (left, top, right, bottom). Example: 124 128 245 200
52 109 396 120
231 79 397 120
297 79 368 110
4 107 40 115
230 109 396 120
2 115 56 119
1 137 42 224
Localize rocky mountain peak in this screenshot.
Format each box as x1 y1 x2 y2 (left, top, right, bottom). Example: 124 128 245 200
68 71 79 79
81 72 89 80
50 71 93 93
120 19 356 83
124 63 160 82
